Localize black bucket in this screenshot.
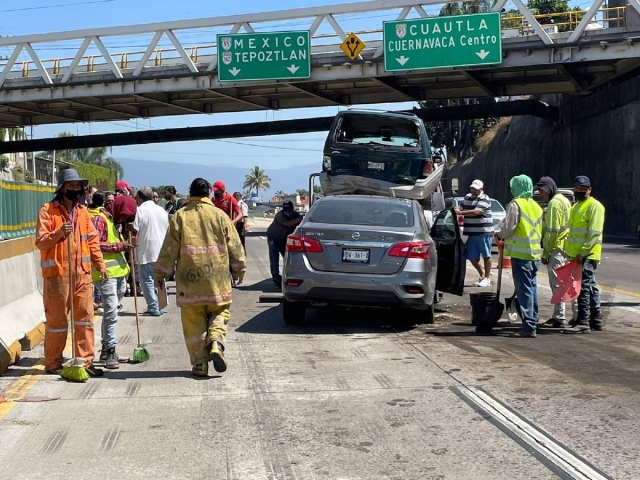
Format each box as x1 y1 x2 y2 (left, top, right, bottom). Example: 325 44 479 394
470 292 498 332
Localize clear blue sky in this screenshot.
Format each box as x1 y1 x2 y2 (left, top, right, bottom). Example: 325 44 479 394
2 0 592 171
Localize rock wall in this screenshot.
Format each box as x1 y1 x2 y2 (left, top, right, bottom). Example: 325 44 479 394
444 72 640 235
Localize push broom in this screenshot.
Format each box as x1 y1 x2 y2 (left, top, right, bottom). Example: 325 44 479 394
128 231 150 364
60 234 89 382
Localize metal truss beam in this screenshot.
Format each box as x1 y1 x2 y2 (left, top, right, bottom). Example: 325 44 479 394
460 70 498 97
68 98 139 117
0 0 616 89
286 83 342 105
374 77 423 101
5 103 81 122
205 88 271 110
133 93 205 115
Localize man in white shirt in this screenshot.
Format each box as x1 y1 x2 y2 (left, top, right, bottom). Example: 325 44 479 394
133 186 169 316
233 192 249 250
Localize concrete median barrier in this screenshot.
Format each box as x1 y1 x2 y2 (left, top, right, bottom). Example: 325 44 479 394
0 237 46 374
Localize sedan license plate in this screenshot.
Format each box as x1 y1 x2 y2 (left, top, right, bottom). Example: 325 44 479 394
343 249 370 263
367 161 385 170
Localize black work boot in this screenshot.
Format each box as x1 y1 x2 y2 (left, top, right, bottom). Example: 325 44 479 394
105 348 120 370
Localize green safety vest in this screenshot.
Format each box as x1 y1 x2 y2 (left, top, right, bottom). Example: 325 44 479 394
88 208 130 282
565 197 605 262
504 198 543 261
542 193 571 259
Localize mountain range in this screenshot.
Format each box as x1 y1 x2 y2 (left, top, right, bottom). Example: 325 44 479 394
116 157 320 198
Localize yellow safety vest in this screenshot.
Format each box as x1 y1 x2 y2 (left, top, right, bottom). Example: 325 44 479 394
88 208 130 282
565 197 605 262
504 198 543 261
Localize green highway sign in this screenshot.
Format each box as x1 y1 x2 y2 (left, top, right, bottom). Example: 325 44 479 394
217 31 311 82
383 13 502 72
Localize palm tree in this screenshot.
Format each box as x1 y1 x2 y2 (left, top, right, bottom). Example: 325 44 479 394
274 190 286 198
243 166 271 198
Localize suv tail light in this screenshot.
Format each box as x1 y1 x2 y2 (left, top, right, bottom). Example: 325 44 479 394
422 161 433 177
286 235 324 253
457 215 464 227
388 241 430 259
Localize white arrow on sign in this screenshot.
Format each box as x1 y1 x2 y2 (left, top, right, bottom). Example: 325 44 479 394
476 50 490 60
287 65 300 74
396 56 410 66
229 67 241 77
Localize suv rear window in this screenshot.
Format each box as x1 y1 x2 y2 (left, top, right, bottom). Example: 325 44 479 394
309 199 415 227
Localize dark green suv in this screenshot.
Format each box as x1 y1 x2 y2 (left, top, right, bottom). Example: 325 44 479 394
321 110 434 187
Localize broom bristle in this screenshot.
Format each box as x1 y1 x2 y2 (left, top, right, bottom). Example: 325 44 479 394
131 347 150 364
60 364 89 382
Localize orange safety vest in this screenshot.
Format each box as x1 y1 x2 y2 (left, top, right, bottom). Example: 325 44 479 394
38 200 94 278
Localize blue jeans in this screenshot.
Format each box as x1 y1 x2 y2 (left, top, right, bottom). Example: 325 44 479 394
97 276 126 350
138 262 159 313
511 258 539 332
268 238 286 285
577 259 601 324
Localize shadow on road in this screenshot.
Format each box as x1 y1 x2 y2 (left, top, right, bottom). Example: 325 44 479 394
236 304 418 335
99 370 222 380
238 278 277 292
601 301 640 307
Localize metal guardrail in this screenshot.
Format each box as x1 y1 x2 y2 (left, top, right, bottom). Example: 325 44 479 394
0 180 55 241
0 0 636 87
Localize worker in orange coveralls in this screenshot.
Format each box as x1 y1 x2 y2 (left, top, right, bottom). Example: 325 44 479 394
36 169 108 376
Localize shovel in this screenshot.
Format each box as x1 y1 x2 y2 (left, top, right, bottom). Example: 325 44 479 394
489 245 506 324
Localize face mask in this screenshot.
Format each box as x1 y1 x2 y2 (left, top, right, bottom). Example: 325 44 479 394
164 194 172 201
574 191 587 201
214 192 223 199
64 189 84 203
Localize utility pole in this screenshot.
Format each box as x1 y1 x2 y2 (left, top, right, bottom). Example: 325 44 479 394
31 126 35 180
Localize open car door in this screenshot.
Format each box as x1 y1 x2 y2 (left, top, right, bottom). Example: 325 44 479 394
430 208 465 296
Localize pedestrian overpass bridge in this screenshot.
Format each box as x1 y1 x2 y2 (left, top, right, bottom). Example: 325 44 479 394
0 0 639 127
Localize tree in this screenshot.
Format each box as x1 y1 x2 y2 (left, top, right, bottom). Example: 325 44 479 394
527 0 582 32
0 155 9 171
274 190 286 197
243 166 271 198
313 185 323 194
296 188 308 197
0 127 26 142
421 99 500 162
40 132 125 181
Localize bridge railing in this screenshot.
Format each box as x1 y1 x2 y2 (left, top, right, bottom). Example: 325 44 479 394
0 180 55 241
0 0 637 88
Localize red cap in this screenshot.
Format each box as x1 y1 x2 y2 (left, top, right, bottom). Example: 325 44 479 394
115 180 130 189
211 180 226 192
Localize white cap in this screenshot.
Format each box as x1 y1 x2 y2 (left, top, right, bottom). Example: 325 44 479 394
470 180 484 190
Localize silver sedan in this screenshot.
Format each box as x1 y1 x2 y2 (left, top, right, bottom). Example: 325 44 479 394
282 195 465 325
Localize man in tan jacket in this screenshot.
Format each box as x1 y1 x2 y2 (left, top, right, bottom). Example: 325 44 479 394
154 178 246 377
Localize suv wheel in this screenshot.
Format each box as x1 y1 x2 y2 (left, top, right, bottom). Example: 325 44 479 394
283 299 306 325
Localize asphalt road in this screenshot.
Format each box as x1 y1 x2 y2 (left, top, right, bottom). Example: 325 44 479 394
597 240 640 294
0 233 638 479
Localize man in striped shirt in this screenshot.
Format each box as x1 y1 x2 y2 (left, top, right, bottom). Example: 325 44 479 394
455 180 494 288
